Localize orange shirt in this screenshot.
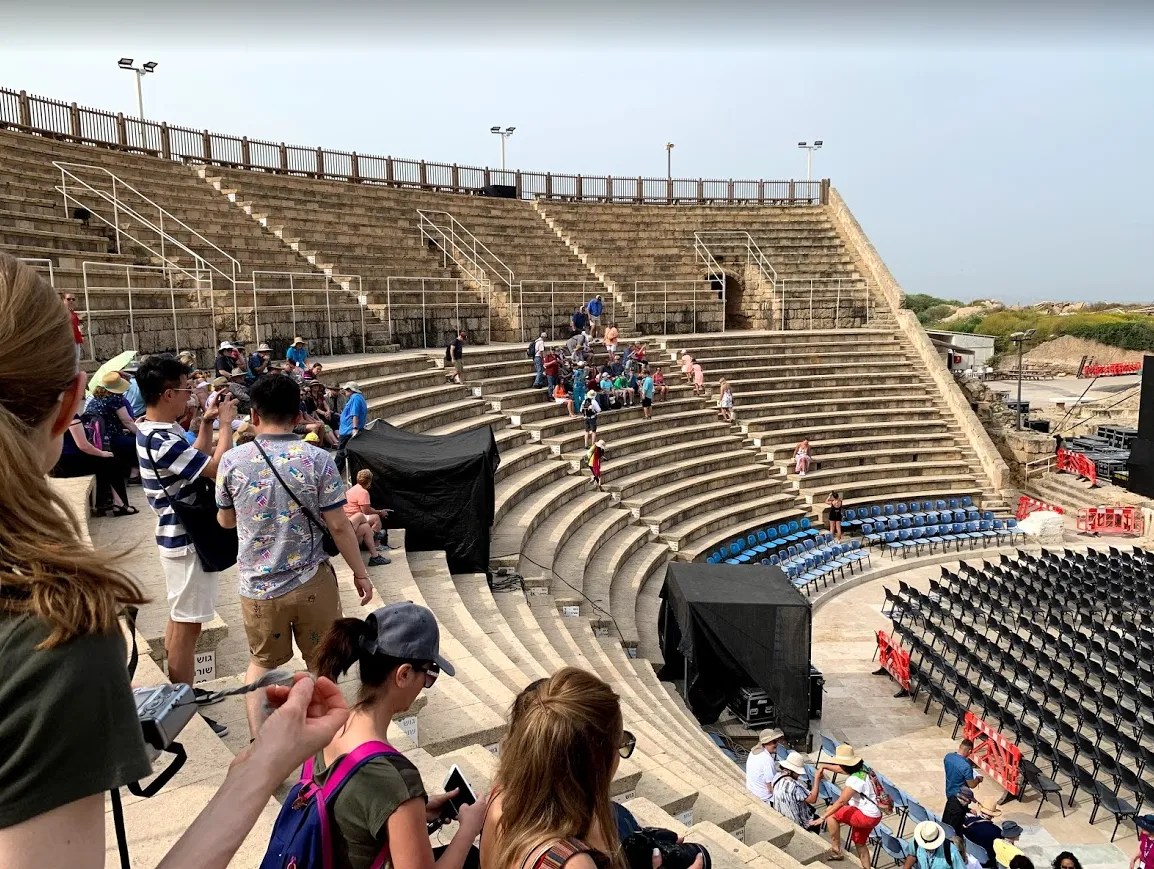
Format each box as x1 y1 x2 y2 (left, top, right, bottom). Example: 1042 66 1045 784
343 484 371 518
605 326 619 344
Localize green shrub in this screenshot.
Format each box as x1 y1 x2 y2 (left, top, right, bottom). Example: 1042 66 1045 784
904 293 963 315
1063 320 1154 351
946 314 985 334
918 304 956 325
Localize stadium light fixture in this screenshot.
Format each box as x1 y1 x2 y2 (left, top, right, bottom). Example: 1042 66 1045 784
118 58 158 119
490 126 515 172
665 142 675 181
1009 329 1038 430
798 140 824 182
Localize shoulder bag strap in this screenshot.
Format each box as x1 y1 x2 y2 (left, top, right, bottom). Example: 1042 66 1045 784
253 439 329 535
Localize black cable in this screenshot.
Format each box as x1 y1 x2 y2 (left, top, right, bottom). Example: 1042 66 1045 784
1054 384 1143 436
517 549 629 648
111 788 132 869
1052 375 1099 435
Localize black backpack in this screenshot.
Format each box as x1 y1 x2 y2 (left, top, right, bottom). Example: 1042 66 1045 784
527 340 536 359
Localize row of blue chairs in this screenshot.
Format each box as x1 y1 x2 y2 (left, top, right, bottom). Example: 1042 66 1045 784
863 509 991 533
868 520 1024 558
774 538 872 590
705 518 818 564
842 497 976 529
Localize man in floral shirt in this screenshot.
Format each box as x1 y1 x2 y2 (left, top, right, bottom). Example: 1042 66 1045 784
216 374 374 737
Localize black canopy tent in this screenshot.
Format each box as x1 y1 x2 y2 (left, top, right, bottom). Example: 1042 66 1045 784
345 421 500 576
657 562 812 737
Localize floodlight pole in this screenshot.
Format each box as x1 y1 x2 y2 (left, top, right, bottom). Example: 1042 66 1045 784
1017 338 1025 430
133 70 144 120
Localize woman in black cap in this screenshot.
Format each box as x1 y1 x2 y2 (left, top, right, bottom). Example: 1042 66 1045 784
305 603 488 869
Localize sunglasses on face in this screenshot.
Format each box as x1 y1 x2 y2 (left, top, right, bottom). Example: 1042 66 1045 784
619 730 636 759
413 662 441 689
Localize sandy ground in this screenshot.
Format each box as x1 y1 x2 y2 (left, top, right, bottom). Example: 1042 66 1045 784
984 373 1141 408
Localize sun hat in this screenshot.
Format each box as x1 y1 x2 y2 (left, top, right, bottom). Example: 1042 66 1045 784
956 786 975 803
595 439 607 450
97 371 130 394
778 750 807 775
826 743 862 767
229 367 247 378
913 821 947 851
341 381 362 393
293 336 305 345
362 602 454 676
256 342 273 352
1001 821 1023 839
750 728 785 754
219 341 234 350
212 376 228 388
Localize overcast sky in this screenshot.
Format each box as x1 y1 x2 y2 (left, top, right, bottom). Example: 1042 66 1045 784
2 11 1152 304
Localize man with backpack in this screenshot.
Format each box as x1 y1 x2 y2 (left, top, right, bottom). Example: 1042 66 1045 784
807 744 887 868
531 331 547 387
216 374 374 738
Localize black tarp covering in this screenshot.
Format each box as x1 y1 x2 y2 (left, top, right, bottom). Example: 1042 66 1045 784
657 562 811 737
345 421 500 575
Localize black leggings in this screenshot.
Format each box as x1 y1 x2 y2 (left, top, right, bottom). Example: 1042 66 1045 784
53 451 128 508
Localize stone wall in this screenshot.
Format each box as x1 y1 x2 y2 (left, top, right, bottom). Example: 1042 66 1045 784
826 187 1010 493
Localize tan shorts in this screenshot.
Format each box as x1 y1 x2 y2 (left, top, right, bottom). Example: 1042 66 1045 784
240 561 342 669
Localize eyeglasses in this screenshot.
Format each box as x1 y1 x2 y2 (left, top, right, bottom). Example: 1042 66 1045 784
63 296 76 302
413 662 441 689
619 730 636 759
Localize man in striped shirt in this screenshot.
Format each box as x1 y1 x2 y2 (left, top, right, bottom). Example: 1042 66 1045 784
136 355 237 734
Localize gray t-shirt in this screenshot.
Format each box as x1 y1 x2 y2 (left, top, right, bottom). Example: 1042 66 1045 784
216 434 347 600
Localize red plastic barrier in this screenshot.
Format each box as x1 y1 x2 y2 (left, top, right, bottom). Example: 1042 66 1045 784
876 630 911 692
964 712 1022 796
1057 449 1098 485
1016 495 1064 520
1077 505 1145 535
1081 362 1141 378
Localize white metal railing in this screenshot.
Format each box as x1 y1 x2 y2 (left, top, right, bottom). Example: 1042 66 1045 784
416 209 515 294
633 280 722 335
771 277 869 330
516 280 609 343
384 276 490 348
694 231 779 285
18 257 56 287
54 161 246 327
251 271 369 356
1024 454 1058 481
80 262 215 362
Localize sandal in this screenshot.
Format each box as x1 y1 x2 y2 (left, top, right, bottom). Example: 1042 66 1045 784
827 852 846 861
110 504 140 517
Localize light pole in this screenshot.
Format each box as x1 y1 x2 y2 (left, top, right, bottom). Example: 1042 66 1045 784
665 142 675 180
118 58 158 119
490 126 515 172
1010 329 1037 430
797 140 823 182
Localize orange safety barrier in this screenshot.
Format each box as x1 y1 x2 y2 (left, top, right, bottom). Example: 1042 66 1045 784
1016 495 1063 520
1077 505 1145 535
1057 448 1098 485
875 630 911 694
963 712 1021 795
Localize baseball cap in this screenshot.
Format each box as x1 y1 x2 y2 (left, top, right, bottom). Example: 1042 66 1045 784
956 786 975 802
341 381 362 393
362 602 454 676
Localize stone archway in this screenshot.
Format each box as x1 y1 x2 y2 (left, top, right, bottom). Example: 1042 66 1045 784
721 271 748 330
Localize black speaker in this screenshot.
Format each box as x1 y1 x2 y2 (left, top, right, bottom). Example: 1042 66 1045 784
1127 355 1154 498
482 184 517 199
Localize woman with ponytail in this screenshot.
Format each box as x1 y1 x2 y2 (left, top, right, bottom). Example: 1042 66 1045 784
299 602 487 869
0 253 351 869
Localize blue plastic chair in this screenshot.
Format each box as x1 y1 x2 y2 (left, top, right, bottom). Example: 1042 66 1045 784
948 497 960 509
896 502 908 516
883 504 895 517
961 495 973 508
936 499 947 510
876 827 907 866
870 505 882 520
905 794 931 825
769 554 780 566
966 840 990 868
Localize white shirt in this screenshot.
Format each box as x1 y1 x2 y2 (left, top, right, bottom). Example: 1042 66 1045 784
745 749 777 803
845 771 883 819
534 337 546 357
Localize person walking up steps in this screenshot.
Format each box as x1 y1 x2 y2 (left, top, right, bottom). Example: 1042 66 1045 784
587 293 604 338
717 378 734 422
827 491 844 541
581 385 602 449
216 374 374 738
587 439 606 489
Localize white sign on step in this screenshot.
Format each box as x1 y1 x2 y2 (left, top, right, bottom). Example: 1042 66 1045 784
194 650 216 683
562 605 581 618
485 742 501 756
676 809 693 826
398 715 419 745
733 828 746 844
617 790 636 802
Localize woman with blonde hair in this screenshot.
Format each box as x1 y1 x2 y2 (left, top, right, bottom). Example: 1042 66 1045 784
344 467 392 565
481 668 631 869
0 253 350 868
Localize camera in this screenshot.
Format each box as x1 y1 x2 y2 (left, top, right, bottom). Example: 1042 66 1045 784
622 828 711 869
134 683 197 753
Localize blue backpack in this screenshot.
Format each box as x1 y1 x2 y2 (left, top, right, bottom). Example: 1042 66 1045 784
260 740 400 869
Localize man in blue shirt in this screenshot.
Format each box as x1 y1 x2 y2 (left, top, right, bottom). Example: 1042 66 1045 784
587 294 604 338
943 739 982 798
286 337 309 367
641 369 655 420
571 305 589 336
122 361 145 418
336 380 368 476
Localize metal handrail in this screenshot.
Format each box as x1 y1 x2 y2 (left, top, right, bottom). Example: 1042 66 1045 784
80 261 215 362
517 280 607 343
416 210 515 291
384 276 487 349
1024 454 1058 481
54 161 244 323
17 257 55 287
634 279 719 336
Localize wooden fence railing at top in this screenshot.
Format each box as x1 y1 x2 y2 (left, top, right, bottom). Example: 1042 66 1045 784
0 87 829 206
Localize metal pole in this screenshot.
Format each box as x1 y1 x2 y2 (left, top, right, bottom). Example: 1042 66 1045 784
253 274 260 345
1017 340 1024 431
806 149 812 183
386 277 393 346
667 148 671 181
290 273 296 340
500 136 506 172
134 70 144 119
325 277 334 356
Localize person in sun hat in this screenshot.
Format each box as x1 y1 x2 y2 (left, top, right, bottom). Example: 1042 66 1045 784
900 821 967 869
772 750 818 826
807 743 883 868
744 728 784 804
85 370 140 479
286 336 308 367
214 341 238 378
991 821 1025 869
587 439 607 489
248 342 273 379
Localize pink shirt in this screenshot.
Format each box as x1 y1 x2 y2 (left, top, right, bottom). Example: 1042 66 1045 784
692 363 704 386
343 484 371 518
